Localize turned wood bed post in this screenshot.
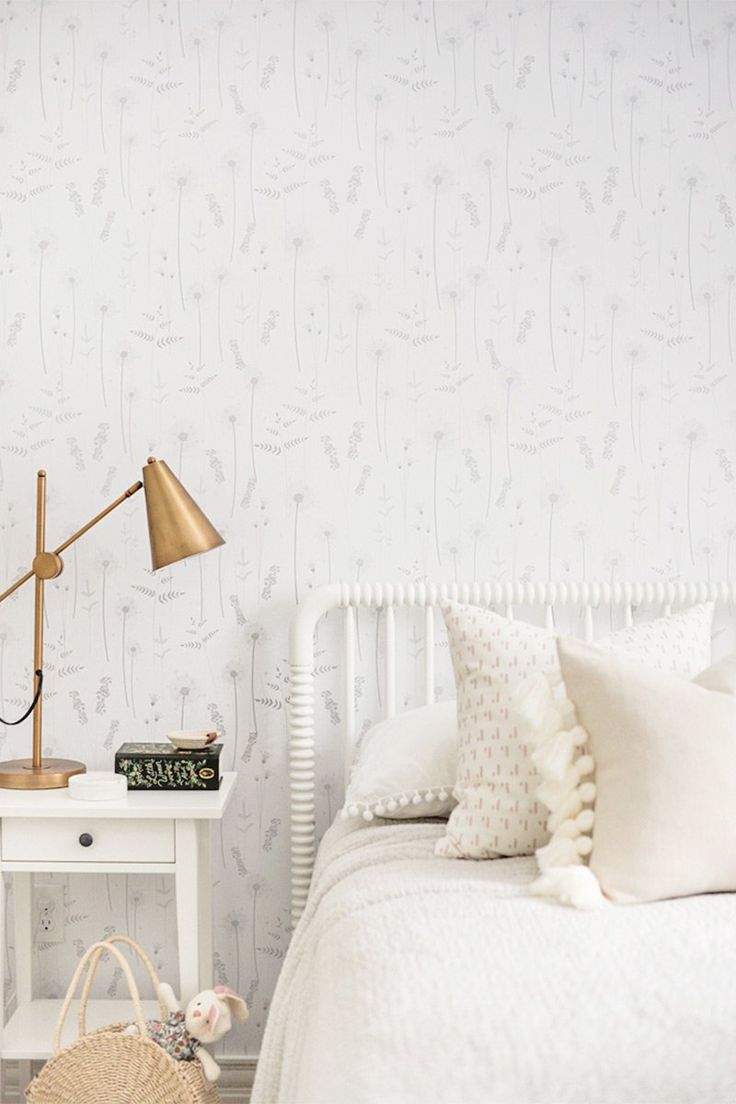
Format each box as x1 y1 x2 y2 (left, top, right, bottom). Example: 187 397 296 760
289 585 343 924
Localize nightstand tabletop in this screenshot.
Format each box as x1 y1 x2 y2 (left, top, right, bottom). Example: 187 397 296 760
0 770 236 818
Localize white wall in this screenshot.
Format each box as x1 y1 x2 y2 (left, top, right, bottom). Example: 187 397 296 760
1 0 734 1051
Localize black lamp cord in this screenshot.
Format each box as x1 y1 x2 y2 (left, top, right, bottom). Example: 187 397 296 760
0 669 43 725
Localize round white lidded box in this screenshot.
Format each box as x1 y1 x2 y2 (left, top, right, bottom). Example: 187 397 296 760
68 772 128 802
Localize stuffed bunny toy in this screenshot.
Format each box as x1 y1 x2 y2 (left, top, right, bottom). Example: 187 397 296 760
125 981 248 1081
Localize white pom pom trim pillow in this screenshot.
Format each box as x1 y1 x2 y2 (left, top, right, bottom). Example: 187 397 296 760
340 700 457 822
519 664 603 909
526 638 736 908
434 602 713 862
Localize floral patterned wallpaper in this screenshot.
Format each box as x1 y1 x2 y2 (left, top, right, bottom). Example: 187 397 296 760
1 0 735 1054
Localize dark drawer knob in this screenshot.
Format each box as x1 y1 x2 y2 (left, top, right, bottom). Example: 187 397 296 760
78 832 94 848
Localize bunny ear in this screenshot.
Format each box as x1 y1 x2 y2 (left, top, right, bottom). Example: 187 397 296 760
206 1000 220 1034
229 995 249 1023
214 986 249 1023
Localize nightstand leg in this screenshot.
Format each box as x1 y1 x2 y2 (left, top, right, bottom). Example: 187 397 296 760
13 875 32 1008
175 820 201 1003
197 820 213 992
14 873 33 1096
0 874 5 1100
18 1061 32 1096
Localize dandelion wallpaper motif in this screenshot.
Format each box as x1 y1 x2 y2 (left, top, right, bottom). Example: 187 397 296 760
1 0 735 1053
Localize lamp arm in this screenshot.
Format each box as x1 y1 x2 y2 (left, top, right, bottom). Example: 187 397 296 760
0 479 143 605
52 479 143 556
0 568 35 605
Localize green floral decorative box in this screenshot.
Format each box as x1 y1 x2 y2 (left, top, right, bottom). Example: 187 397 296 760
115 743 223 790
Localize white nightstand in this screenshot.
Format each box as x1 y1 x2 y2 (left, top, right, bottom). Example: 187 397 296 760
0 773 236 1095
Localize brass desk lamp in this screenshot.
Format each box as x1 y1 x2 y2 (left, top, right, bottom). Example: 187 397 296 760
0 458 225 789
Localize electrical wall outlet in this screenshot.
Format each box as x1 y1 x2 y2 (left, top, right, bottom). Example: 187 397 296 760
33 884 65 944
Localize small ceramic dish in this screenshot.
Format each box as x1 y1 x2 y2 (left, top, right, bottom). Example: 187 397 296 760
69 772 128 802
167 729 218 751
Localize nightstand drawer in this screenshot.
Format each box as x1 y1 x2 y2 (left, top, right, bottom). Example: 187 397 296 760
1 818 175 863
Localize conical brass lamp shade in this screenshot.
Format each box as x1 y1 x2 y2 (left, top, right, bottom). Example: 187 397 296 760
142 458 225 570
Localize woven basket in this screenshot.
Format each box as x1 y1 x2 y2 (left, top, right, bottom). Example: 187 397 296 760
26 935 220 1104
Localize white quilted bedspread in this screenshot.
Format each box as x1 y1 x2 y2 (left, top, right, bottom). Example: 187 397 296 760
252 821 736 1104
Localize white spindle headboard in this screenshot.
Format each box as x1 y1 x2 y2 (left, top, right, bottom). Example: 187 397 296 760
288 580 734 921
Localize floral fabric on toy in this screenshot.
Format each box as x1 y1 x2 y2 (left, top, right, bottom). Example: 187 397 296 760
147 1010 200 1061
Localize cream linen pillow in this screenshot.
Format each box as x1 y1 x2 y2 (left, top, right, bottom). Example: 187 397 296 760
435 602 713 860
547 640 736 904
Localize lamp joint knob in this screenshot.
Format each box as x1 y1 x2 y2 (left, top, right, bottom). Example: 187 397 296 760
32 552 64 580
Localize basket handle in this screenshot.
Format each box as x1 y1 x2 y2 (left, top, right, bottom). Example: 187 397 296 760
77 934 169 1035
53 941 148 1053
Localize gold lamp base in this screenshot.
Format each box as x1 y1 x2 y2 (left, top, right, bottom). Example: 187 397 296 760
0 758 86 790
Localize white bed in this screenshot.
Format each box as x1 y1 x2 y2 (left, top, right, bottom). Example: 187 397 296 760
254 818 736 1104
253 582 736 1104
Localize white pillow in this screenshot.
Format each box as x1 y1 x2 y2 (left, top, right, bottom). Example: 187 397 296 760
340 701 457 822
435 602 714 861
531 640 736 907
